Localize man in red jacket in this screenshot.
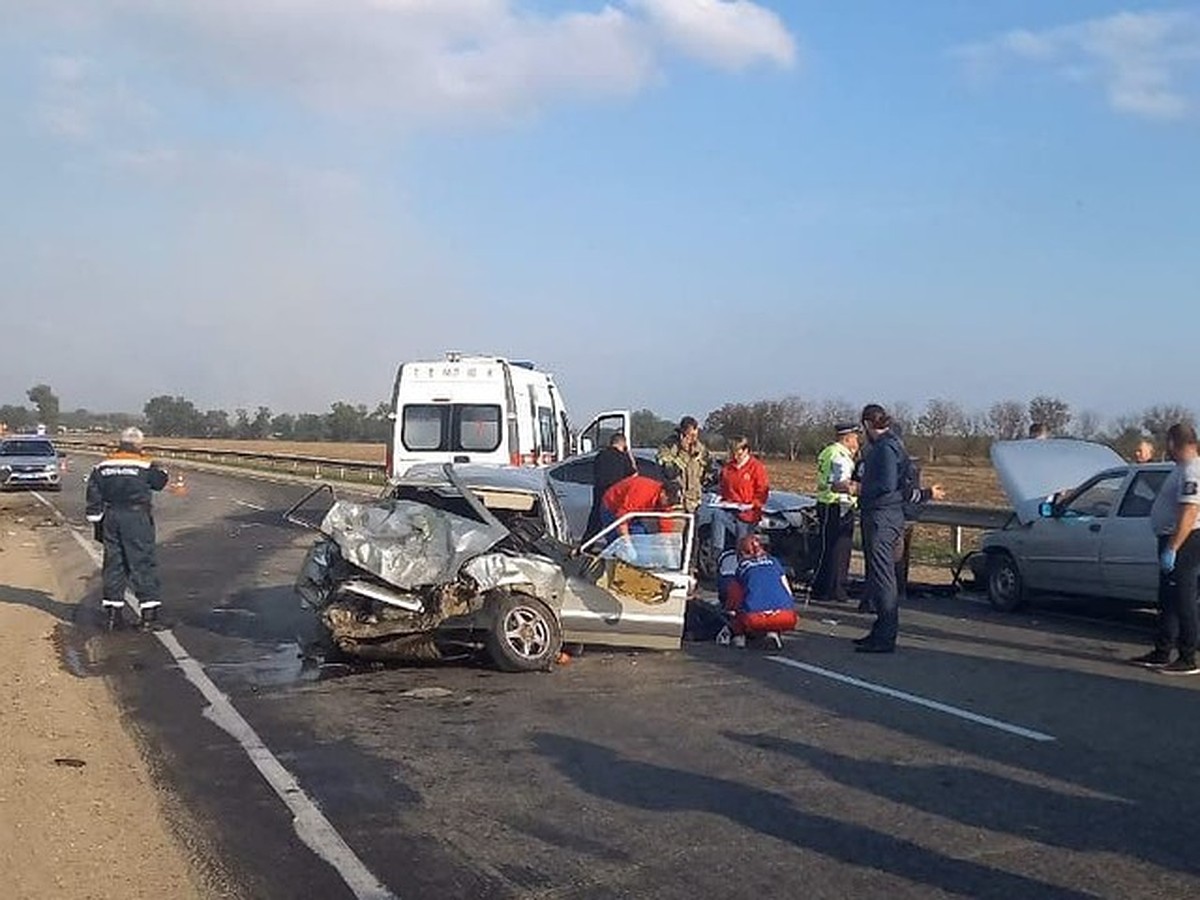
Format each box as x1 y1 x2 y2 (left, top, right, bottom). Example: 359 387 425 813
712 436 770 559
600 474 684 538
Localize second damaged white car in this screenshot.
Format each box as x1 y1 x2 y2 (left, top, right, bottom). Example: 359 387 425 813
290 464 694 672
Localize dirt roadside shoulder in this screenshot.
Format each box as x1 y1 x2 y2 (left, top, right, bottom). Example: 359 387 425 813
0 495 204 900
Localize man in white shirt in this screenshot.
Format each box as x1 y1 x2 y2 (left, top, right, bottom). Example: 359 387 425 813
1133 423 1200 674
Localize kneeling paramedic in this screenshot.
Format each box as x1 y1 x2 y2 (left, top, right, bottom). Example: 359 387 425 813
85 427 169 629
718 535 797 651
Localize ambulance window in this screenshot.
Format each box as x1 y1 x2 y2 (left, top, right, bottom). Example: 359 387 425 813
459 405 501 452
538 407 556 455
402 405 445 451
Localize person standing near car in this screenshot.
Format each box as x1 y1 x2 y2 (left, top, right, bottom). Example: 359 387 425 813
1133 439 1156 464
85 427 169 630
657 416 709 515
855 405 945 654
711 437 770 559
811 424 860 603
1131 423 1200 675
585 432 636 540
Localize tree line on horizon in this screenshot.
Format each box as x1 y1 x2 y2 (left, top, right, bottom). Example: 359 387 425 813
2 387 1194 463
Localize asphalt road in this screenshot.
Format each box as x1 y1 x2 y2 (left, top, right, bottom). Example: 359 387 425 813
10 459 1200 899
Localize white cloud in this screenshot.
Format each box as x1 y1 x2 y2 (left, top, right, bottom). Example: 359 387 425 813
633 0 796 70
34 54 155 141
954 9 1200 120
16 1 796 124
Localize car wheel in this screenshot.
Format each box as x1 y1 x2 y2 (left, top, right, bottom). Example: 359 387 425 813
486 593 562 673
987 552 1026 612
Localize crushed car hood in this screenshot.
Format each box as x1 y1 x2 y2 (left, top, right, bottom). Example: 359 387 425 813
765 490 816 512
319 498 510 590
991 439 1125 525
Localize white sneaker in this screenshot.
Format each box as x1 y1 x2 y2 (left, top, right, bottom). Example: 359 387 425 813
765 632 783 651
732 634 747 649
715 626 732 646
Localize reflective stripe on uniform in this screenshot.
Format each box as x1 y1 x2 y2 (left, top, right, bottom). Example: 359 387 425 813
816 442 855 505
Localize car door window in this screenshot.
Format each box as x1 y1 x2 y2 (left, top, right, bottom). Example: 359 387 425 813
1118 471 1169 518
1063 474 1126 519
591 515 690 572
549 458 593 486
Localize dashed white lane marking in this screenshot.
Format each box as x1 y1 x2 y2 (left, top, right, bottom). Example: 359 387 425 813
233 499 266 511
766 656 1057 744
31 491 397 900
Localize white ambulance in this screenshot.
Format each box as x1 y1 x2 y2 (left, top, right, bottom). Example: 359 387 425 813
386 353 629 479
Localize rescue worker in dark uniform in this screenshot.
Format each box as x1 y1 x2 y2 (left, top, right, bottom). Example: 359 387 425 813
85 427 169 629
855 405 944 653
584 432 636 541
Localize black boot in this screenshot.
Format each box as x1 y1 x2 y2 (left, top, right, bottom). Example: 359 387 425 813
140 605 160 630
105 606 123 631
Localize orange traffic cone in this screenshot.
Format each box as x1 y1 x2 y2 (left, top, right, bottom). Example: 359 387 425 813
167 471 189 496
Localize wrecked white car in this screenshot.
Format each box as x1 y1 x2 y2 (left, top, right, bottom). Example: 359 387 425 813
291 464 694 672
969 439 1172 611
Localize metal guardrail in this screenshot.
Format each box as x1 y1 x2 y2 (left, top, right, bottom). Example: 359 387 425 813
54 437 1017 554
53 437 388 485
917 503 1015 554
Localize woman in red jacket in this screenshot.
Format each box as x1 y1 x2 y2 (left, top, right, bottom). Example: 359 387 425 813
712 436 770 558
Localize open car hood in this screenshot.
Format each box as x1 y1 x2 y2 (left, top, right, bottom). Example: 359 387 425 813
990 439 1125 526
320 499 510 590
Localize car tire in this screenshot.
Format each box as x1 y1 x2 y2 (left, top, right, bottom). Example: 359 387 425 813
486 592 562 673
987 552 1026 612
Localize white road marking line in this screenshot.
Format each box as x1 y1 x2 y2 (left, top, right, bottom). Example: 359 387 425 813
31 491 397 900
766 656 1057 743
233 499 266 511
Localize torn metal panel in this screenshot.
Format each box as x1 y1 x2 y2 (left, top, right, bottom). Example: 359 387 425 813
461 553 567 606
320 498 509 590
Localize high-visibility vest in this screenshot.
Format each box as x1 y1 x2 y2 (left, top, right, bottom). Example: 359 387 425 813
816 442 856 506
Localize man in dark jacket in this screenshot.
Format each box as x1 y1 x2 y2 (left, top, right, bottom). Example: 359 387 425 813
85 427 169 629
854 405 944 653
584 432 636 540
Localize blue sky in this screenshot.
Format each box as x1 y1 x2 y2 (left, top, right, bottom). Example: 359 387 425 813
1 1 1197 425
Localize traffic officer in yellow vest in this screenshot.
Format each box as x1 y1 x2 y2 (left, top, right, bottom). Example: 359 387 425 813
811 423 860 603
85 427 169 630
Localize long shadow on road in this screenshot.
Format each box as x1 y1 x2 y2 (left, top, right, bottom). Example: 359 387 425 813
532 732 1093 900
726 731 1196 878
697 636 1200 881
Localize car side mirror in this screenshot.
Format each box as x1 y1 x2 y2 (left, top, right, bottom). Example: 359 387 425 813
1038 501 1055 518
580 438 594 454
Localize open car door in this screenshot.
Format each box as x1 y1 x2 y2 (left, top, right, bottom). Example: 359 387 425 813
559 511 693 650
574 410 632 456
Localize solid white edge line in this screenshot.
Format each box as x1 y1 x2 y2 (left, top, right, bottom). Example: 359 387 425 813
766 656 1057 743
30 491 397 900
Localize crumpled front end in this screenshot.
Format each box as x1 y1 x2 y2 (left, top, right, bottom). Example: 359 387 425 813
295 494 567 663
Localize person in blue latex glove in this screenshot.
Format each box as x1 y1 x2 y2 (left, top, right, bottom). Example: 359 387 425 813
1132 423 1200 674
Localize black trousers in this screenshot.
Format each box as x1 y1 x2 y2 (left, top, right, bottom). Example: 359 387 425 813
1156 532 1200 661
812 502 855 601
863 507 906 647
102 507 161 606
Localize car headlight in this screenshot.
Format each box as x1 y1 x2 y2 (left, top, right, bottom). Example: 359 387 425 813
44 463 59 472
759 513 787 530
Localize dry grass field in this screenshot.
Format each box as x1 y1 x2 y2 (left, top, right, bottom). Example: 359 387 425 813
766 459 1006 508
72 437 1004 566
